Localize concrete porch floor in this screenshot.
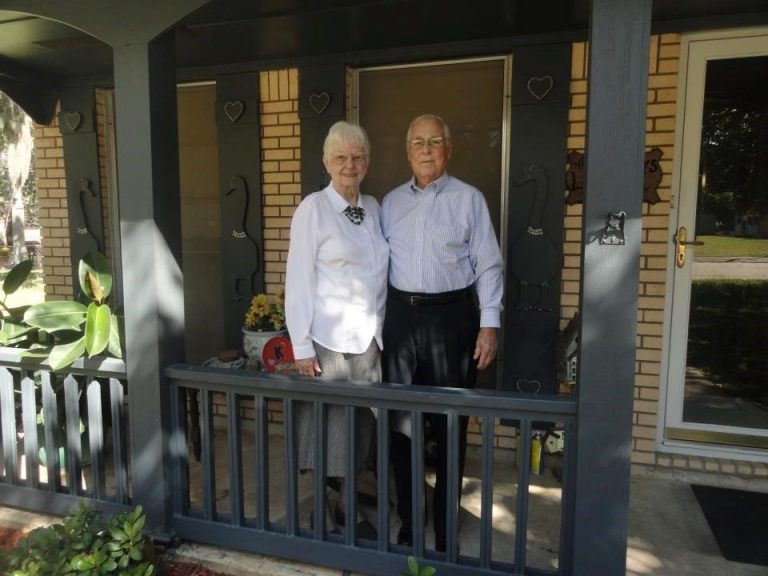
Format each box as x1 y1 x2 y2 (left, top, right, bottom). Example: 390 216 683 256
2 424 768 576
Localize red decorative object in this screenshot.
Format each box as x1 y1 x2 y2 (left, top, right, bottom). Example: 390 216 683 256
260 335 294 372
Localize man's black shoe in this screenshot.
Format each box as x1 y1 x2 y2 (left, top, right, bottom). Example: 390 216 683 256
397 525 413 546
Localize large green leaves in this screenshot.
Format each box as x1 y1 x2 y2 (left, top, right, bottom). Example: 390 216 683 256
79 250 112 303
49 337 87 371
23 300 87 332
2 259 33 295
84 303 111 356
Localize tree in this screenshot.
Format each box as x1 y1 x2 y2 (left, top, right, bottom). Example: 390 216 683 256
0 91 33 260
699 101 768 235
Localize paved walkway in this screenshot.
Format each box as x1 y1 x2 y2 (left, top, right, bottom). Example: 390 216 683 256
3 465 768 575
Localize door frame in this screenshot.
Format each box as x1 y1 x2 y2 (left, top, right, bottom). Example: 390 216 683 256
659 26 768 460
349 55 513 388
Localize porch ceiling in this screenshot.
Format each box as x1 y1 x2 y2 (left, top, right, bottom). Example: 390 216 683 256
1 0 768 121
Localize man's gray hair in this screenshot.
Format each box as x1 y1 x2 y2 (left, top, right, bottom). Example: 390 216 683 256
406 114 452 141
323 121 371 156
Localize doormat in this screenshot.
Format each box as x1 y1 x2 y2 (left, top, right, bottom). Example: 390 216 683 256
691 484 768 566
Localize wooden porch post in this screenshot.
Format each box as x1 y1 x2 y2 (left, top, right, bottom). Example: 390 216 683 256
571 0 651 574
111 32 184 532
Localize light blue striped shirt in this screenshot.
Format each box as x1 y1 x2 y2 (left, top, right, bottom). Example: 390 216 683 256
381 173 504 328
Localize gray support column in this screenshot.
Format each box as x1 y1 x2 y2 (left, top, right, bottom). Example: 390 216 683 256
112 32 184 531
571 1 651 574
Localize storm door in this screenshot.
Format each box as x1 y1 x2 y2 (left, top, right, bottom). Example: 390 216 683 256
663 30 768 452
351 57 511 388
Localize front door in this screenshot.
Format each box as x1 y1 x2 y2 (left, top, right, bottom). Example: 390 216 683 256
663 30 768 451
352 57 511 389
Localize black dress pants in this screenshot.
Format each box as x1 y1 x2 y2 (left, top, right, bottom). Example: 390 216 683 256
382 291 479 545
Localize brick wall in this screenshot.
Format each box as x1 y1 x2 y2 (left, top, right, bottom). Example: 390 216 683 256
33 108 72 300
260 69 300 296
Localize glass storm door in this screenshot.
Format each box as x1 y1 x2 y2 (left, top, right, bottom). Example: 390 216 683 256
663 31 768 451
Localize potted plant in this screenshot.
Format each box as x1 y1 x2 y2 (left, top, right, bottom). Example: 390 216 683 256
242 291 290 369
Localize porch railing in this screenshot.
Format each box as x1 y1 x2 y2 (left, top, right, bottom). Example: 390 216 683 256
0 348 131 517
166 364 578 576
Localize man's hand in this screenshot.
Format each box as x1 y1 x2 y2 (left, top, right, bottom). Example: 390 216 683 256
295 356 321 376
473 327 498 370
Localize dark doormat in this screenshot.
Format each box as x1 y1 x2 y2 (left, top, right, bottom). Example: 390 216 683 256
691 484 768 566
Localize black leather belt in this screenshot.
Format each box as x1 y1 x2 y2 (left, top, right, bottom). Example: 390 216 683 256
389 286 473 306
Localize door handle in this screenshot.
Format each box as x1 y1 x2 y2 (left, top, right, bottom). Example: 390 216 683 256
674 226 704 268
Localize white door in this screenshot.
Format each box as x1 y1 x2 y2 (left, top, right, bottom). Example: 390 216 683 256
662 29 768 453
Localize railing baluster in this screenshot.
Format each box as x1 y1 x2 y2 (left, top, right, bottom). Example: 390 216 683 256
41 372 60 492
480 415 494 568
514 419 532 574
21 375 39 488
87 379 105 499
559 422 577 576
201 389 216 521
63 375 82 494
254 394 269 529
227 391 244 526
313 400 327 539
445 411 459 561
376 407 389 552
284 398 298 535
344 405 357 546
170 382 186 515
0 367 18 482
411 410 424 558
110 378 128 503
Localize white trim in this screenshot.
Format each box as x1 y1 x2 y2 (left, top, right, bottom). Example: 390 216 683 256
659 27 768 456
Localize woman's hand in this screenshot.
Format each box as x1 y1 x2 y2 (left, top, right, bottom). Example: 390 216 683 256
295 356 321 376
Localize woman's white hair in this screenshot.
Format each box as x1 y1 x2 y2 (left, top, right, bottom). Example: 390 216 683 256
406 114 452 141
323 121 371 156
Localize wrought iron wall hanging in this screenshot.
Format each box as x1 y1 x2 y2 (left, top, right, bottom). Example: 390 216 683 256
508 163 560 312
225 174 261 302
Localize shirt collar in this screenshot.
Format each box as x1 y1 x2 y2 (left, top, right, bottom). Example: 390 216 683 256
324 183 358 213
409 172 449 195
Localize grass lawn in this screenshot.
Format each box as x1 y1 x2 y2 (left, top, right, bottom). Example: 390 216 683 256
695 235 768 258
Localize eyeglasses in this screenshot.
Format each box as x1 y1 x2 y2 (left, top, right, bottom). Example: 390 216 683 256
329 154 368 166
407 137 448 150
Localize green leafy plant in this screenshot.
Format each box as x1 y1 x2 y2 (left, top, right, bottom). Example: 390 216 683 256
0 250 123 370
0 503 154 576
401 555 436 576
0 258 34 326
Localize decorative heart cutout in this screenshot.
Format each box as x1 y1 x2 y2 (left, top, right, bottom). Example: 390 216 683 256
224 100 244 123
515 378 542 394
309 92 330 115
526 76 554 101
64 112 82 131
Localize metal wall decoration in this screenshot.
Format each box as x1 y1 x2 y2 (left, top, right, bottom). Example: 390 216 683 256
225 174 261 301
308 92 330 115
224 100 244 123
565 150 585 205
643 147 663 204
74 178 100 252
599 211 626 245
526 75 554 101
508 163 561 312
565 147 664 205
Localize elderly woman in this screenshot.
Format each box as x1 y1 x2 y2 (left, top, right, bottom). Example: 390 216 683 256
285 121 388 533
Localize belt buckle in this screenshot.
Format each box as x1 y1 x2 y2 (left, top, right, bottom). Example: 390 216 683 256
409 295 418 305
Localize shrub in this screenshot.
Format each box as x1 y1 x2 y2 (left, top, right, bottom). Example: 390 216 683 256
0 503 154 576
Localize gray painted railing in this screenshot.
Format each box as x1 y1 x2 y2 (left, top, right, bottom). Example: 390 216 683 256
166 364 578 576
0 348 131 517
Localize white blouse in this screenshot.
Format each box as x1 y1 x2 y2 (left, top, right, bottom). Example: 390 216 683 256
285 184 389 360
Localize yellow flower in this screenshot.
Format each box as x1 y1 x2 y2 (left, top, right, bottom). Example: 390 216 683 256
244 292 286 331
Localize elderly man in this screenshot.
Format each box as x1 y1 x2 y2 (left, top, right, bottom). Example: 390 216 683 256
381 114 504 552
